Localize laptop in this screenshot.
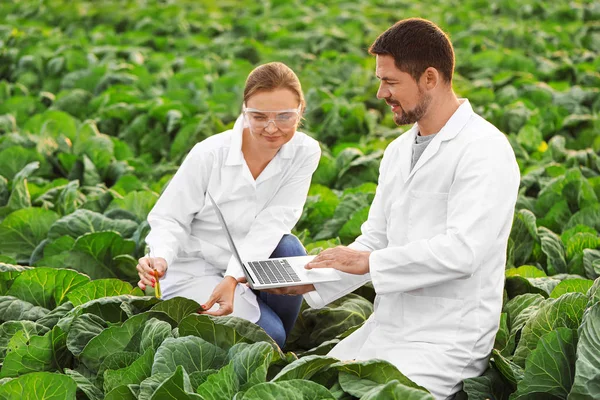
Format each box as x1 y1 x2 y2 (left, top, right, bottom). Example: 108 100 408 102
207 191 341 289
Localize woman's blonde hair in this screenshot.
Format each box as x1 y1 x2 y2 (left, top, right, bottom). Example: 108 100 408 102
243 62 305 113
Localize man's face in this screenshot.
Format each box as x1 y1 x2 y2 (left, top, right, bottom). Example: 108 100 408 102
375 55 432 126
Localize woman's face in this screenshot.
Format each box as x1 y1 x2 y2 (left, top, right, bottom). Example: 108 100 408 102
244 88 301 150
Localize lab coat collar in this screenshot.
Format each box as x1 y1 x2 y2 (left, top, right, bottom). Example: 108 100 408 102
278 138 295 159
225 114 295 167
401 98 474 182
435 98 474 143
225 115 245 166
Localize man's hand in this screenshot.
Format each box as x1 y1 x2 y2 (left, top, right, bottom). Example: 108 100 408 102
200 276 238 316
136 256 167 290
305 246 370 275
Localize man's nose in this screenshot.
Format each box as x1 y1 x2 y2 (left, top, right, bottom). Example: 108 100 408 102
376 84 389 99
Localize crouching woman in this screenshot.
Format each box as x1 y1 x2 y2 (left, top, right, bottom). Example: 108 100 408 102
136 62 320 348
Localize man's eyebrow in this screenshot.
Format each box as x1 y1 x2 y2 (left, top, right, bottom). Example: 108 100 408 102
376 76 397 82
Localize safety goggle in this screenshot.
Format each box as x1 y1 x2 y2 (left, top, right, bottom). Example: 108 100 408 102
242 104 302 130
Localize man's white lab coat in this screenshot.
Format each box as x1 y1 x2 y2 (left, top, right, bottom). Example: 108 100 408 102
146 115 321 322
304 100 520 399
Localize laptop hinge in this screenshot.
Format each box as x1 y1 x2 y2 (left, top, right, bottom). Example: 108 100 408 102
240 262 256 284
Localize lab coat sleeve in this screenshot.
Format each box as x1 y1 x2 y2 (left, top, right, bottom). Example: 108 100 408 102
224 147 321 278
304 151 392 308
369 136 520 294
145 144 211 268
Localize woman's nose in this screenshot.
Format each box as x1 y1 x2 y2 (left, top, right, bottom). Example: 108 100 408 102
264 121 278 133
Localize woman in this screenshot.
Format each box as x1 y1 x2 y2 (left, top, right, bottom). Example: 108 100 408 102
136 62 321 348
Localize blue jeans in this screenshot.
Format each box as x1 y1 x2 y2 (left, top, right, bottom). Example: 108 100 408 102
255 234 305 348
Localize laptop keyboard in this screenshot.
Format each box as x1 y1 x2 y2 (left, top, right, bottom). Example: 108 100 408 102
248 259 301 285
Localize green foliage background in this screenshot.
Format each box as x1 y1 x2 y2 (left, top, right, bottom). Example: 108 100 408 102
0 0 599 399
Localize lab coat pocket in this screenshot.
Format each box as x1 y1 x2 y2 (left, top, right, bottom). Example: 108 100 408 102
407 191 448 241
402 293 463 345
374 293 402 329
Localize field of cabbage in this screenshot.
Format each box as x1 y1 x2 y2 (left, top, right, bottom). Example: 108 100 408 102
0 0 599 399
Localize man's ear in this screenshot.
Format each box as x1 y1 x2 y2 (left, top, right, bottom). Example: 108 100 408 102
421 67 440 90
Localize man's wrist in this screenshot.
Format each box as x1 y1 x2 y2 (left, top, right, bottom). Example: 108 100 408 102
361 251 371 274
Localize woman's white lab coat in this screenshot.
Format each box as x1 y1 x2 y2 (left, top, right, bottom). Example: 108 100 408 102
305 100 520 399
146 115 321 322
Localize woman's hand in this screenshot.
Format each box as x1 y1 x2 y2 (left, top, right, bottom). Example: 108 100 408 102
237 277 315 296
200 276 238 316
261 283 316 296
137 257 168 290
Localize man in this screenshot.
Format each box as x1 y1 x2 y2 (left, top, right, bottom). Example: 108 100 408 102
267 18 520 399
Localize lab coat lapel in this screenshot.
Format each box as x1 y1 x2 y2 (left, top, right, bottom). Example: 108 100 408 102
255 156 282 184
225 115 245 167
406 134 442 181
399 126 418 183
225 116 256 186
407 99 474 181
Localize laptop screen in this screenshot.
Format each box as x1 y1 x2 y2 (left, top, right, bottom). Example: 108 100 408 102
206 191 246 271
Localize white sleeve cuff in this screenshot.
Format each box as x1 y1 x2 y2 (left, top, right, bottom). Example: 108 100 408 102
303 272 371 309
303 289 325 309
348 241 373 252
150 247 176 269
225 255 245 279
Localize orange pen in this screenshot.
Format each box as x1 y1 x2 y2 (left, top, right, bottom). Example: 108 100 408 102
148 247 161 299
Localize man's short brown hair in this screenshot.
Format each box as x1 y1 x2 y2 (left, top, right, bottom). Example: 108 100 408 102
369 18 455 84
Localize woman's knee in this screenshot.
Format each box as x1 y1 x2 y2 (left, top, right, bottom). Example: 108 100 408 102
257 316 287 348
256 300 288 348
270 234 307 258
268 323 287 348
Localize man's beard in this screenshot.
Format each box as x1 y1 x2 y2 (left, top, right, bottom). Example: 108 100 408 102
392 90 432 126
